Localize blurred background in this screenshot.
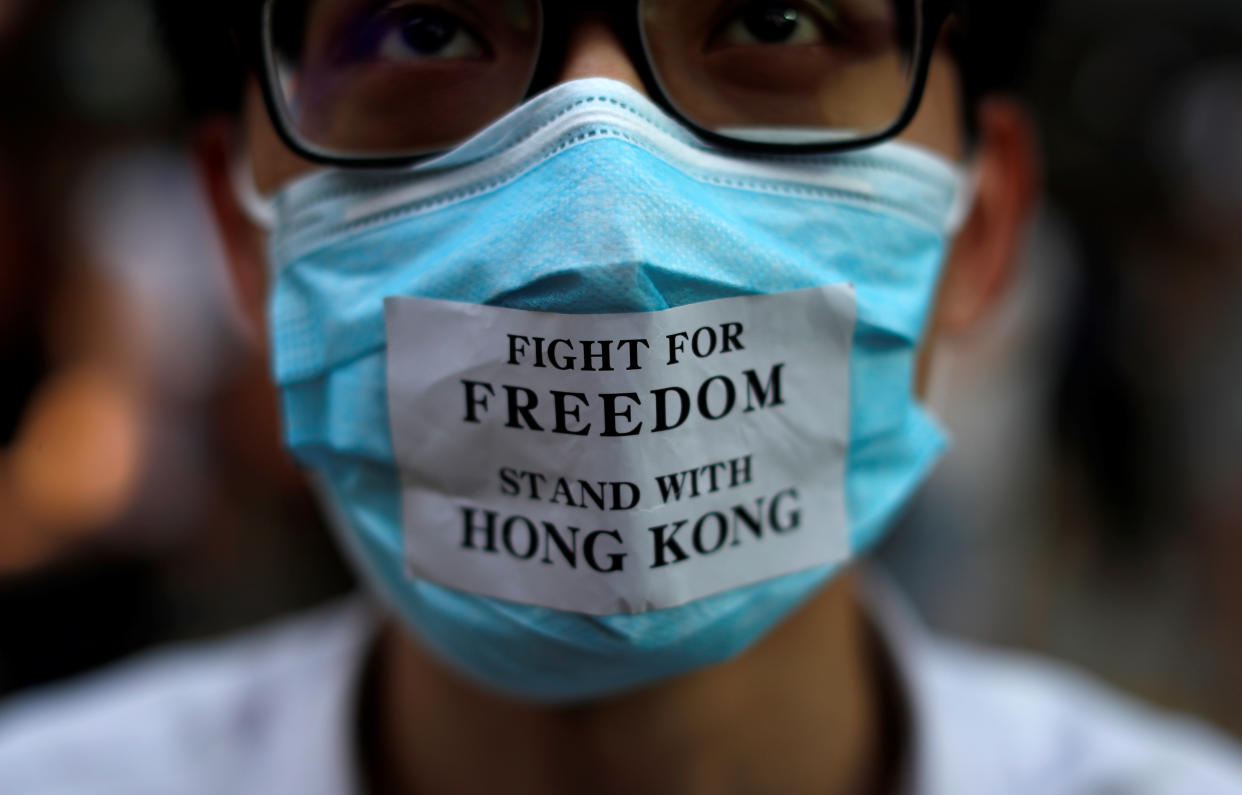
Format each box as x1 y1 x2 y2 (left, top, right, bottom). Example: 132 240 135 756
0 0 1238 741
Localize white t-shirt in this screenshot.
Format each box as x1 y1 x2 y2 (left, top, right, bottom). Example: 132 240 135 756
1 585 1240 795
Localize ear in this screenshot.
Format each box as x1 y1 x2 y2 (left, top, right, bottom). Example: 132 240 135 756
933 97 1040 333
193 117 270 348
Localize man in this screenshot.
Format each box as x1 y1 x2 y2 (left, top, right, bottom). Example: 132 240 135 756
2 1 1241 793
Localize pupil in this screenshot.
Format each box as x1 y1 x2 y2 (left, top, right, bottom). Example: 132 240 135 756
742 4 800 43
400 10 457 54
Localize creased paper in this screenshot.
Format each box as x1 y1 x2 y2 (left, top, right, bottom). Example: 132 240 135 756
385 285 855 615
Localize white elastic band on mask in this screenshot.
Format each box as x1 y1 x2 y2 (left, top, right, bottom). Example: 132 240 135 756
230 151 277 230
924 159 983 416
945 160 980 235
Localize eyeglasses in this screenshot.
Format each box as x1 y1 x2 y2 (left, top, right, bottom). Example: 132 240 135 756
241 0 952 167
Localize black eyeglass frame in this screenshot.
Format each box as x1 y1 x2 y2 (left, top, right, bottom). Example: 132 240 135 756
235 0 954 169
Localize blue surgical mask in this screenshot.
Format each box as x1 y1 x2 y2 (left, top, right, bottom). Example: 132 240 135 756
249 78 970 702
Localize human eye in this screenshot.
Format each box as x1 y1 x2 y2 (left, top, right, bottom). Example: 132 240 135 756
370 2 490 62
707 1 839 50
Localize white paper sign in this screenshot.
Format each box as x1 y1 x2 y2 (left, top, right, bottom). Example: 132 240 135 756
385 286 855 615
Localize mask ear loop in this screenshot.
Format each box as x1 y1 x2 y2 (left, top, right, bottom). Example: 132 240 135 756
229 146 278 231
944 158 981 235
924 157 982 417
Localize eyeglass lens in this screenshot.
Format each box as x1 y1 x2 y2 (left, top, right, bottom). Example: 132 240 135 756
264 0 922 159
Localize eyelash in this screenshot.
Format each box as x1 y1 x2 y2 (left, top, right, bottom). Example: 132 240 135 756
706 1 842 50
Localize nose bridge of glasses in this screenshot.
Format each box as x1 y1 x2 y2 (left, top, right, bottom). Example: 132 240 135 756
555 16 648 95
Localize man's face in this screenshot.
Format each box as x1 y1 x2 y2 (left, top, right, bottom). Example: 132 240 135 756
197 3 1035 701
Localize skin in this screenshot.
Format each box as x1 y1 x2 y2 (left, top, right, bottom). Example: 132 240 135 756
198 12 1037 795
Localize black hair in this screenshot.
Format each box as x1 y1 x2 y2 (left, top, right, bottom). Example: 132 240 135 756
152 0 1046 122
951 2 1046 113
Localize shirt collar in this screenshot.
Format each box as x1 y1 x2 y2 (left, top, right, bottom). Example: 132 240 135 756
861 568 1010 795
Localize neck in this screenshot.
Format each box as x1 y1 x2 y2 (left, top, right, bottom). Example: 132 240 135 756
359 571 901 795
